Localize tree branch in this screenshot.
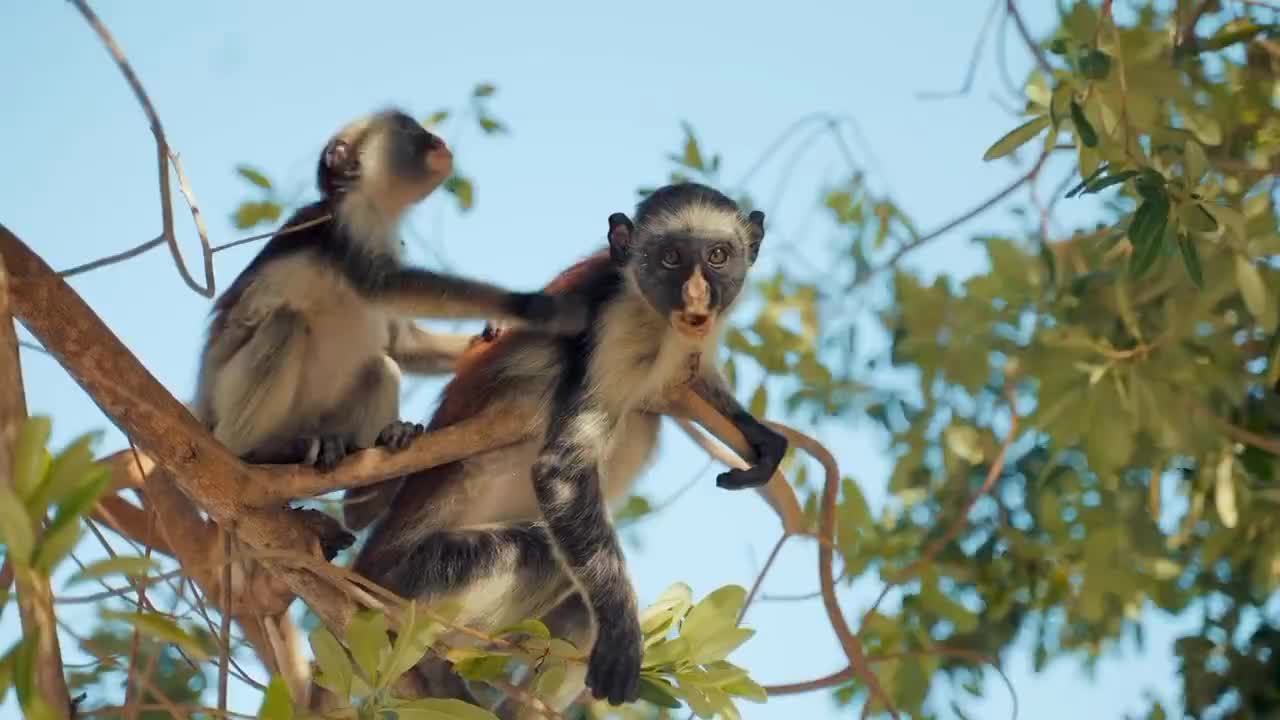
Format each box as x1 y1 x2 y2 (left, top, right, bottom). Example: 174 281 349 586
0 249 72 719
1006 0 1054 76
67 0 215 298
766 423 898 719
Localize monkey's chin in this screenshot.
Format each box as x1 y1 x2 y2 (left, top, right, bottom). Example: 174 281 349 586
671 311 716 341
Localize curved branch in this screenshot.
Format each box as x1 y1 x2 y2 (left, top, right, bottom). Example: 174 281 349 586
68 0 215 298
766 423 898 719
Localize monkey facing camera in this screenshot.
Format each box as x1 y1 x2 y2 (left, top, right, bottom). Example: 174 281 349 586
348 183 787 716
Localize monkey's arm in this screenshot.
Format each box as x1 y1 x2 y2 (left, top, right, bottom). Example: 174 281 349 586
690 368 788 490
358 264 589 335
531 400 641 706
384 319 474 375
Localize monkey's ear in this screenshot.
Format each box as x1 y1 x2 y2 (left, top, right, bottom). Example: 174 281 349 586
319 138 360 196
607 212 634 265
746 210 766 263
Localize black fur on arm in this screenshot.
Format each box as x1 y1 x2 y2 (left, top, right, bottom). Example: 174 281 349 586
691 372 788 490
529 390 642 706
332 251 588 332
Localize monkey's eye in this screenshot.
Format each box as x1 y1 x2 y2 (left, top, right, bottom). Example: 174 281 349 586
660 249 681 269
707 246 729 266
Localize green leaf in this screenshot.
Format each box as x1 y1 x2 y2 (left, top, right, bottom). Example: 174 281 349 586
748 385 767 418
477 116 506 134
643 636 691 668
1235 255 1273 327
232 201 284 230
443 176 474 212
1184 138 1208 184
682 130 705 171
346 609 389 685
496 618 551 640
423 110 450 128
1202 203 1247 243
1071 99 1098 147
638 675 684 709
640 582 694 638
31 520 81 574
1078 48 1112 80
680 585 748 649
1084 169 1139 194
309 627 354 698
472 83 497 98
1065 163 1110 198
1176 234 1204 288
722 674 769 703
236 165 273 190
982 115 1051 161
383 601 440 689
0 483 36 567
388 697 500 720
530 662 567 699
452 653 509 682
12 416 51 500
1183 106 1222 146
687 627 755 665
1178 201 1219 234
101 610 211 661
258 674 295 720
32 431 103 512
1128 196 1170 278
68 556 161 586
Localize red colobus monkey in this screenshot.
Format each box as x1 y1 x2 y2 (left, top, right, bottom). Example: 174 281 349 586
351 183 787 715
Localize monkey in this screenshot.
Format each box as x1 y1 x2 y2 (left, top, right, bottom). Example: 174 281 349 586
191 108 588 557
350 183 788 716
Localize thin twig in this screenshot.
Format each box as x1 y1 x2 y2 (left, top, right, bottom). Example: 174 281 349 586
1006 0 1054 76
58 235 165 278
68 0 215 297
738 534 792 623
211 213 333 254
853 149 1050 289
918 0 1005 100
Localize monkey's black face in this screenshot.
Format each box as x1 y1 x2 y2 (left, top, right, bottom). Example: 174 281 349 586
634 233 748 340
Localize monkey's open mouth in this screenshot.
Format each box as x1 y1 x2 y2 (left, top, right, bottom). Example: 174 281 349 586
672 311 714 339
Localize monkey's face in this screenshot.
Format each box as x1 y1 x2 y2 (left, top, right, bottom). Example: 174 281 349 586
634 232 749 341
318 109 454 214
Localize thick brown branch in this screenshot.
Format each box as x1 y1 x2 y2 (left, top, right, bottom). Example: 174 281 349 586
0 251 72 718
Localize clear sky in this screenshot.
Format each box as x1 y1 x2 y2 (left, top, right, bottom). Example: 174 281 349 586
1 2 1197 718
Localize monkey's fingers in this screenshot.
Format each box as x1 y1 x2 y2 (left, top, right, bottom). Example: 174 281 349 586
715 467 771 491
313 435 351 472
586 625 642 706
375 420 426 451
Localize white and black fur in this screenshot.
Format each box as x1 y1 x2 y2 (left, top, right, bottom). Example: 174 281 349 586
191 109 586 556
351 183 787 715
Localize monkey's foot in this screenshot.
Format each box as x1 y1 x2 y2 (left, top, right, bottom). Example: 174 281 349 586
311 435 351 472
295 508 356 561
715 466 771 491
376 421 426 452
585 620 642 706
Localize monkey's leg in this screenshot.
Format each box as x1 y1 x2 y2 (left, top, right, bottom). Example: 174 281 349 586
494 592 594 720
690 372 788 490
530 401 642 706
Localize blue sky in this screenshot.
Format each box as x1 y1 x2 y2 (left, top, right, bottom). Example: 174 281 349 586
0 2 1198 718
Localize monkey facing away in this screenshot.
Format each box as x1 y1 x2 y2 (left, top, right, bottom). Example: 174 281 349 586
352 183 788 715
192 108 588 491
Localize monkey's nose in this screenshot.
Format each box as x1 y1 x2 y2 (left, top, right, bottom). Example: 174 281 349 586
423 131 445 150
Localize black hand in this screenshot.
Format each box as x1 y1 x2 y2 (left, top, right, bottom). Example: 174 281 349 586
715 429 787 491
313 434 351 471
376 420 425 451
585 611 643 706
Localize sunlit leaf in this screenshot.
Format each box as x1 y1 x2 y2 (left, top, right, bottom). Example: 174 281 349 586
346 609 388 684
0 483 35 567
236 165 273 190
1215 452 1238 529
1234 255 1271 324
443 176 475 212
12 416 51 500
310 627 354 698
258 674 294 720
982 115 1051 161
1176 233 1204 288
390 697 500 720
638 675 684 709
472 83 497 98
